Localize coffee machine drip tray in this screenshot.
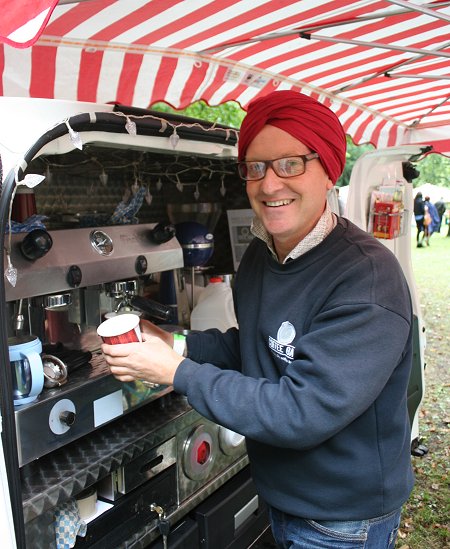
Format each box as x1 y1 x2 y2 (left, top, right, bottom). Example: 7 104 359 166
14 351 172 466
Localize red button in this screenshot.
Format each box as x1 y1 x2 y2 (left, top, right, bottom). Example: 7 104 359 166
196 440 210 465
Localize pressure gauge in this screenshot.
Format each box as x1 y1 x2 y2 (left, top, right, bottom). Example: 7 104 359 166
89 230 113 256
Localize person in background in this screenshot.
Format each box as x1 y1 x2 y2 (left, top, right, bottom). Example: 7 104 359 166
423 196 440 246
414 192 425 247
434 197 446 233
102 90 414 549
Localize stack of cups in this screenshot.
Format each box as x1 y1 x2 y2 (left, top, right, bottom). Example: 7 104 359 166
12 186 37 222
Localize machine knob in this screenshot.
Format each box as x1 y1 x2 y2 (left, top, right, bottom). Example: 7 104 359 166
149 223 176 244
20 229 53 260
135 255 148 275
59 410 76 426
182 425 215 480
67 265 82 287
218 427 245 455
49 398 76 434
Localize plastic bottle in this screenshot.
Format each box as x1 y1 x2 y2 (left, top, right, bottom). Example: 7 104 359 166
190 276 238 332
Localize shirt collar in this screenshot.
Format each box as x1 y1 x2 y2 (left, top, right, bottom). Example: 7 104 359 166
250 202 336 263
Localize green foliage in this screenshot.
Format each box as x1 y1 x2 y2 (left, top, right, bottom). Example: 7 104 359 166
151 100 245 128
414 153 450 188
397 233 450 548
337 137 374 188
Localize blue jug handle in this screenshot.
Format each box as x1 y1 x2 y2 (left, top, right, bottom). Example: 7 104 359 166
24 350 44 401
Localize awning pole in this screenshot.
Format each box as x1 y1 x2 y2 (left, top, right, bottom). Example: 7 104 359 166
386 0 450 22
335 40 450 92
299 32 450 59
386 73 450 79
199 2 450 54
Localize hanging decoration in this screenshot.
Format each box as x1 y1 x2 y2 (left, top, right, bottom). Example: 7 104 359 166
4 173 46 287
99 169 108 186
109 111 239 149
145 186 153 206
65 119 83 150
125 116 137 137
220 174 227 197
169 127 180 149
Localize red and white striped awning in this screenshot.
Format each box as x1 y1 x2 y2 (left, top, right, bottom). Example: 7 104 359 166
1 0 449 155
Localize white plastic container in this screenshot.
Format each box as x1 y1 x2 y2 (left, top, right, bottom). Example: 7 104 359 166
190 277 238 332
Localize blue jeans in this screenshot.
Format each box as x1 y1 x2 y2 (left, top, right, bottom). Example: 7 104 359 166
269 506 402 548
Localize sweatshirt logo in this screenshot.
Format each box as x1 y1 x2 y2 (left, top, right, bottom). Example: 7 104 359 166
268 321 296 363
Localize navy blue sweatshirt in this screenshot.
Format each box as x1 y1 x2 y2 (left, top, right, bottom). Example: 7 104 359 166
174 218 414 520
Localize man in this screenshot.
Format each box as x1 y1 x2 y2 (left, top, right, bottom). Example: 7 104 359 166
102 91 414 548
414 192 425 247
434 197 446 233
423 196 441 246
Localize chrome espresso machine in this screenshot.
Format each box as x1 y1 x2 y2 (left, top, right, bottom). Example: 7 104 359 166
0 108 269 549
7 222 183 466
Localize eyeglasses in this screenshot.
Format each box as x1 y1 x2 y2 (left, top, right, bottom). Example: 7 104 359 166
237 153 319 181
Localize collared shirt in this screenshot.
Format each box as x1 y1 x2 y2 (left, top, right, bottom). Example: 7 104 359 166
250 202 337 264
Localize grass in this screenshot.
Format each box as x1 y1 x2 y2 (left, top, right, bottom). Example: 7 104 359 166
395 227 450 549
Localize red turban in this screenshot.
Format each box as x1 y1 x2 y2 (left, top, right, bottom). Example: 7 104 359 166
238 90 347 184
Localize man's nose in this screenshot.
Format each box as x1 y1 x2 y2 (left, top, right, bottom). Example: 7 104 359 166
259 165 284 192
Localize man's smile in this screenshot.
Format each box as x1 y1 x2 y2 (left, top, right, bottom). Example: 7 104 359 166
264 199 294 207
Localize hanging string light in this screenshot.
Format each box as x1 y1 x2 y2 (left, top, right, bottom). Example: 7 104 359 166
65 119 83 150
175 174 183 192
45 164 53 184
109 111 239 148
125 116 137 136
145 185 153 206
58 112 238 168
26 113 238 230
99 169 108 186
220 174 227 196
169 127 180 149
159 119 168 133
131 163 140 195
4 173 46 287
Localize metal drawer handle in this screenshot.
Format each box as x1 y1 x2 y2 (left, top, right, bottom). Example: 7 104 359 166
140 455 164 475
234 495 259 531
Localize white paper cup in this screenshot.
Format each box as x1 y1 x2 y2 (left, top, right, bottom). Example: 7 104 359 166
76 486 97 520
97 313 142 345
104 310 142 320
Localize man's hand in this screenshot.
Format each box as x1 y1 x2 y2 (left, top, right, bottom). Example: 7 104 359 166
139 318 174 347
101 333 184 386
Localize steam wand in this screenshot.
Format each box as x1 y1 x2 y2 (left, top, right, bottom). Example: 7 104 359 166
14 299 25 335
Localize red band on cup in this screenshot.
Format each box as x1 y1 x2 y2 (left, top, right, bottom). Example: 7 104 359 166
101 329 140 345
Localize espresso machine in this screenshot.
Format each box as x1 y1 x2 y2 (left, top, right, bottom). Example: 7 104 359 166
5 221 261 549
5 222 184 466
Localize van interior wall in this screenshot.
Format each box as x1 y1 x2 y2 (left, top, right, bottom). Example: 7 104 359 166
27 146 249 275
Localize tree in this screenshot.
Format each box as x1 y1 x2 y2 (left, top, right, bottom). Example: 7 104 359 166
413 153 450 188
337 138 374 188
151 100 245 128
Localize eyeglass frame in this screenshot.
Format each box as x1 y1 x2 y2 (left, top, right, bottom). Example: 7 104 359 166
237 153 320 181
